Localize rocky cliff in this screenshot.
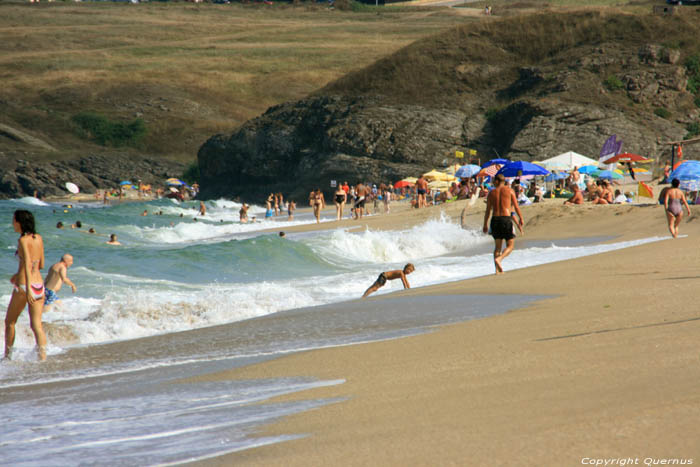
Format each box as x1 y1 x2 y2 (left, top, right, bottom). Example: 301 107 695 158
0 154 185 200
198 11 700 202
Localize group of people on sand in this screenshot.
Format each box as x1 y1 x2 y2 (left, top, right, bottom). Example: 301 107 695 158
5 210 79 361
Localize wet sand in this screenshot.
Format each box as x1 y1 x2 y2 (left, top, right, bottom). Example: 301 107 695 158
184 199 700 466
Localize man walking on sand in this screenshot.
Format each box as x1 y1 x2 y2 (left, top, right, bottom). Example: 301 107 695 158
43 254 77 312
483 174 523 275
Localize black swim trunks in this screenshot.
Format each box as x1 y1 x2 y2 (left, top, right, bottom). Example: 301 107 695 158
417 189 426 195
490 216 515 241
376 272 387 286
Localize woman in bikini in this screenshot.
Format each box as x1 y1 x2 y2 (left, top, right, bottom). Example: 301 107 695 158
5 210 47 361
333 185 347 221
312 188 325 224
664 178 692 238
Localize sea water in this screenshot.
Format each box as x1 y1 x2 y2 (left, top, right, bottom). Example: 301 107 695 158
0 197 668 465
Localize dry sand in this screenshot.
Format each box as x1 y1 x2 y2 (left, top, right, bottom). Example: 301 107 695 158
187 198 700 466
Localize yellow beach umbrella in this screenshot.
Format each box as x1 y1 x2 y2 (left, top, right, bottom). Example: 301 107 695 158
423 170 457 182
401 177 418 184
428 180 452 190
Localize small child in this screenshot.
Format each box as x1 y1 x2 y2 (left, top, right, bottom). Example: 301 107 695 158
362 263 415 298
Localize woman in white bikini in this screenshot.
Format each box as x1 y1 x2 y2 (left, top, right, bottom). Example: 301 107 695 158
5 210 47 361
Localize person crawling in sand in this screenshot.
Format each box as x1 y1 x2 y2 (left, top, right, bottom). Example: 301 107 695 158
362 263 415 298
44 254 77 312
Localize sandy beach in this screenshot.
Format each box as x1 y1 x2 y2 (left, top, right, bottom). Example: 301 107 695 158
184 197 700 466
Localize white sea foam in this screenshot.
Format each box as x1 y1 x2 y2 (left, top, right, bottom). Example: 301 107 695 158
310 215 487 265
14 197 50 207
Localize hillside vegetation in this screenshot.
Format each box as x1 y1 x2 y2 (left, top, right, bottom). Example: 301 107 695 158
0 2 470 163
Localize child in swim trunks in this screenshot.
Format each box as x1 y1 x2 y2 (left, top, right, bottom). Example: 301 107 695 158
362 263 415 298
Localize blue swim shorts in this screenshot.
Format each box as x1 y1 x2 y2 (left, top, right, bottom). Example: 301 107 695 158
45 288 58 306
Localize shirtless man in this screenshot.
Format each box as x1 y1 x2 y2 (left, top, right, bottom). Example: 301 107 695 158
239 203 249 223
199 201 206 217
664 178 692 238
43 254 77 312
362 263 415 298
354 182 366 219
483 174 524 274
564 184 584 205
415 176 428 208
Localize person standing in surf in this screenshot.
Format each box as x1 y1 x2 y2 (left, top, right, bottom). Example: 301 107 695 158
5 210 47 361
483 174 523 275
44 254 78 313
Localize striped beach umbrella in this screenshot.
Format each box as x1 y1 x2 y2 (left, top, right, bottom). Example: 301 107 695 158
477 164 503 178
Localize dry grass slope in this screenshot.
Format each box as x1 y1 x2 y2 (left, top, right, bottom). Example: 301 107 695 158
0 2 469 161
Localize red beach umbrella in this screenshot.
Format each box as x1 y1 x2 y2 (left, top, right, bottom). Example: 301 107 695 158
602 153 651 164
394 180 414 189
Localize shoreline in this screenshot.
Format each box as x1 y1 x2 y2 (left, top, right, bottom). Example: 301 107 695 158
186 202 700 466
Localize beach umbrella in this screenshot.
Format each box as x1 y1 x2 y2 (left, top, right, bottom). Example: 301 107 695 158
455 164 481 179
394 180 414 189
423 170 455 182
481 158 509 168
119 180 133 186
544 172 568 182
591 170 623 180
496 161 550 177
669 160 700 181
65 182 79 194
166 178 186 186
477 164 503 178
428 180 451 190
602 152 651 164
577 165 599 174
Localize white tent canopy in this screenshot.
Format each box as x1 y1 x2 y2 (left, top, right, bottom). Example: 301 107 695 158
540 151 599 171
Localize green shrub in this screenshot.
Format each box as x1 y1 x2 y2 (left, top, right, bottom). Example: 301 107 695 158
687 75 700 95
604 75 624 91
685 54 700 76
695 96 700 108
485 107 500 121
685 121 700 139
654 107 671 119
71 112 146 147
182 162 200 185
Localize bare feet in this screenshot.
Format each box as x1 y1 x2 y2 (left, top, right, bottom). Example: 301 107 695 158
494 256 504 275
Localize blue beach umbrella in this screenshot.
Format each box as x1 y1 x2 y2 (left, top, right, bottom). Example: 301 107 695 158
545 172 568 182
591 170 623 180
455 164 481 178
669 160 700 181
481 158 510 168
577 165 599 175
119 180 133 186
496 161 550 177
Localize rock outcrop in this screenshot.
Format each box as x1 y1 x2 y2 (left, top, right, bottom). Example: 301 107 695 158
0 154 185 199
198 12 700 201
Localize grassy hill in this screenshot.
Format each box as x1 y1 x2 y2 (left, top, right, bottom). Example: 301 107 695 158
0 1 471 164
